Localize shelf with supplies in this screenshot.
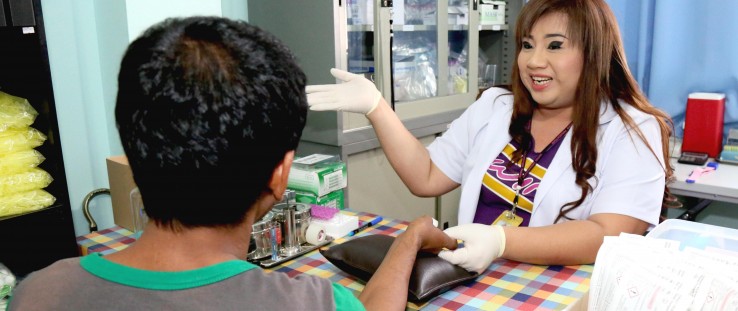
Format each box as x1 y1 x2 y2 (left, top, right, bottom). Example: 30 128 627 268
347 24 374 32
348 23 510 32
0 0 78 277
349 24 442 32
478 24 509 31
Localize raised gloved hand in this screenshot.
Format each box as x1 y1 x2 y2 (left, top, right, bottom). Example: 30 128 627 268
305 68 382 115
437 224 506 274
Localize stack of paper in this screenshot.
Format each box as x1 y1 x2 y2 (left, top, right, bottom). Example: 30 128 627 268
589 233 738 311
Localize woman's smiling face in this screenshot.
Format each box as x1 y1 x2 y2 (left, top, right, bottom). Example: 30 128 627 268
517 12 584 112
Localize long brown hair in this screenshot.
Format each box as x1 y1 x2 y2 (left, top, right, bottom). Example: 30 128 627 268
509 0 673 222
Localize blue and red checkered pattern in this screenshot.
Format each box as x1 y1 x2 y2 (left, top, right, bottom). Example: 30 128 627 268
266 211 592 310
74 212 591 310
76 226 136 256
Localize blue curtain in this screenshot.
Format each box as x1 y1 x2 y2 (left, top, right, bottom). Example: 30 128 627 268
607 0 738 139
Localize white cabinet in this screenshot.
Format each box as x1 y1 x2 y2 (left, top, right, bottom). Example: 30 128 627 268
250 0 479 142
346 137 436 222
248 0 520 225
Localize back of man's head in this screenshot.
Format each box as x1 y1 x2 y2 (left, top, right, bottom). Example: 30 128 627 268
115 16 307 229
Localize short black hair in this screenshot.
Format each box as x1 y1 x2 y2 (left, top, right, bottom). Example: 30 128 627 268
115 16 307 229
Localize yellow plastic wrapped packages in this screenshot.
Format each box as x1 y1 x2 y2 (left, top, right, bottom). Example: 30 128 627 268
0 128 47 155
0 189 56 218
0 168 53 197
0 91 37 133
0 150 45 175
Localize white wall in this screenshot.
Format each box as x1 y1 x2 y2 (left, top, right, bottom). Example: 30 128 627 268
125 0 222 41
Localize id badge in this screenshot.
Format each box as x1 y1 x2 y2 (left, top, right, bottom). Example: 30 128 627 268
493 212 523 227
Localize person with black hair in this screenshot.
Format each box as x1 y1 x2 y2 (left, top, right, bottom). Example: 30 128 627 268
9 16 456 311
307 0 673 273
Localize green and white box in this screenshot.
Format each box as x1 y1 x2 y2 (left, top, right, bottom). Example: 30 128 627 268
294 190 345 210
288 154 347 197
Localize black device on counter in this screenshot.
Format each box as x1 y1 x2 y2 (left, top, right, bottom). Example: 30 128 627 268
678 151 709 165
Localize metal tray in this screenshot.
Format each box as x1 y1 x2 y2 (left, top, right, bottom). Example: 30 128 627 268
253 237 334 268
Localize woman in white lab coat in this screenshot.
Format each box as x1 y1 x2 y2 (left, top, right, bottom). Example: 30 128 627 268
306 0 673 272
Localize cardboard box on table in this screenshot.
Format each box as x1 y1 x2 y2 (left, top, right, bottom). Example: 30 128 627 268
106 155 138 232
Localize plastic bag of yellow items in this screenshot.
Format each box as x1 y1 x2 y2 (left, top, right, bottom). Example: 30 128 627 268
0 168 53 197
0 150 45 175
0 128 47 155
0 91 37 133
0 189 56 217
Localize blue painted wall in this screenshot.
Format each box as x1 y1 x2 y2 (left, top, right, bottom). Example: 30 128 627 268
607 0 738 229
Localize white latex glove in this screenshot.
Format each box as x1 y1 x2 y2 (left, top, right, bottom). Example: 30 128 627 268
437 224 506 274
305 68 382 115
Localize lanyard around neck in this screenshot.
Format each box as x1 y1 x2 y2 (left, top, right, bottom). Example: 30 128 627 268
509 121 573 217
517 122 572 185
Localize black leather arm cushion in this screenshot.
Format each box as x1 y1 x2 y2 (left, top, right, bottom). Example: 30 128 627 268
320 234 478 302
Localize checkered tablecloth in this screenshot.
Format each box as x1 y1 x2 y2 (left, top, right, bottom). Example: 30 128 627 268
76 226 136 256
267 211 592 310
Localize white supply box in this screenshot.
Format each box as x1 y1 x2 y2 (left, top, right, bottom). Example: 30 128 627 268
480 0 506 25
311 213 359 240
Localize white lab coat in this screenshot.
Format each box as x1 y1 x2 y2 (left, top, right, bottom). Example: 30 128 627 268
428 87 665 228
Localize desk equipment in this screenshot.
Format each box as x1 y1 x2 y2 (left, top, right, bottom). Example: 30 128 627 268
309 210 359 239
668 159 738 221
247 211 276 261
678 151 708 165
347 216 383 237
248 203 335 268
719 128 738 164
719 150 738 164
685 162 717 184
273 203 312 248
681 93 726 158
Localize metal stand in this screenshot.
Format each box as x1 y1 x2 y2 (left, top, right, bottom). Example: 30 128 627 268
676 199 713 221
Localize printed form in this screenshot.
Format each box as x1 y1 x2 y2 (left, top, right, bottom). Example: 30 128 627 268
588 234 738 311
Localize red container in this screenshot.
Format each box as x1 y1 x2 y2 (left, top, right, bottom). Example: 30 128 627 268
681 93 726 158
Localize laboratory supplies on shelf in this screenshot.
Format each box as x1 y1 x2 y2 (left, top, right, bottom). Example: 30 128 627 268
719 128 738 164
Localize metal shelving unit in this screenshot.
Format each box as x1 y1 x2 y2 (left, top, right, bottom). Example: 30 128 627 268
0 0 78 277
247 0 523 226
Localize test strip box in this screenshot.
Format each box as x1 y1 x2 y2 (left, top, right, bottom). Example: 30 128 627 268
288 154 347 197
295 189 345 210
